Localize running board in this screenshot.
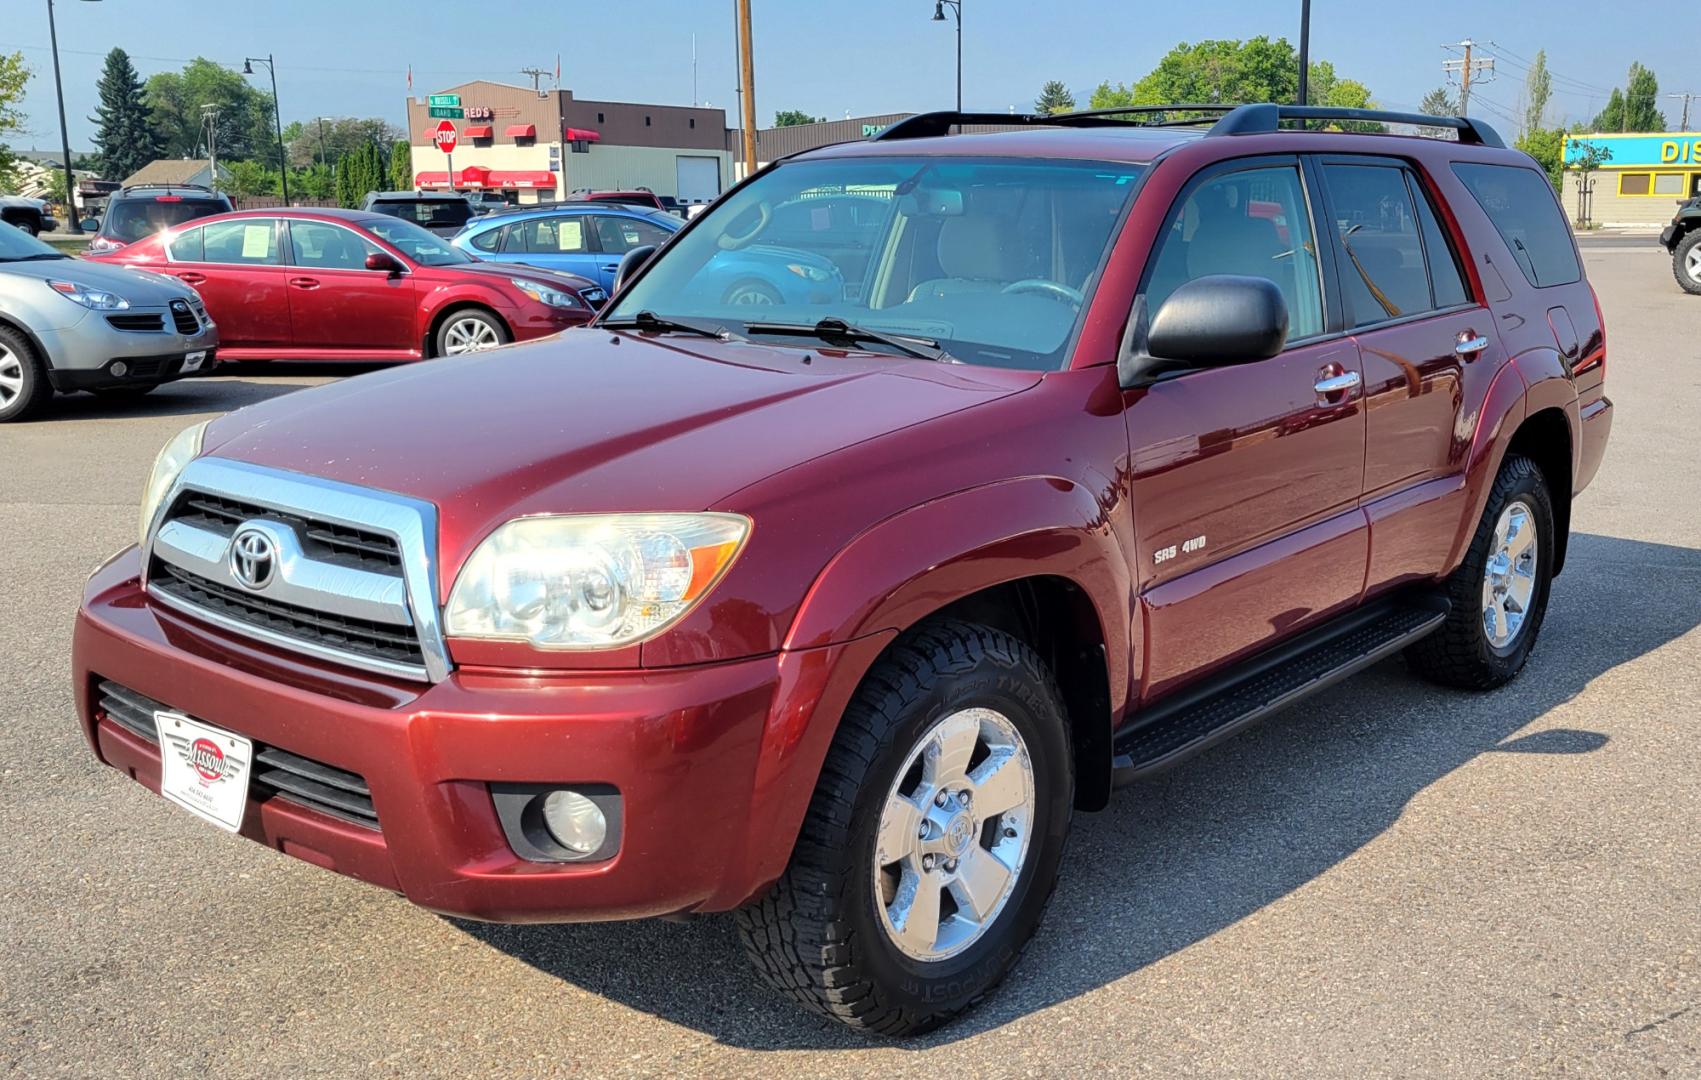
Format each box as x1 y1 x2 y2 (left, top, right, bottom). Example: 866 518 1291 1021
1111 596 1449 785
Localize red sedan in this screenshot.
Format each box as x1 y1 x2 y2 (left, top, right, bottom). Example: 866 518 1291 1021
88 208 605 361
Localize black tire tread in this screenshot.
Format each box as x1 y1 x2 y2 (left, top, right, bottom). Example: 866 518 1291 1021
735 618 1071 1036
0 324 49 422
1405 454 1551 689
1674 230 1701 295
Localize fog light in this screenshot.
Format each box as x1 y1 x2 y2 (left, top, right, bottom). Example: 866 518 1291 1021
541 790 607 854
110 361 129 377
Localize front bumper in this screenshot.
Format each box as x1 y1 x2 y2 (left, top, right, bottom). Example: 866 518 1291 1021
39 307 220 387
72 549 877 923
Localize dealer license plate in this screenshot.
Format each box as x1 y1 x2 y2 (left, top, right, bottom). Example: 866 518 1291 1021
155 711 253 832
181 350 207 373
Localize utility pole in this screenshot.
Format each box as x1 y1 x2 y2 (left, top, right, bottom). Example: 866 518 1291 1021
201 104 221 192
520 67 548 96
737 0 757 178
1668 92 1696 130
1297 0 1311 105
1443 39 1495 116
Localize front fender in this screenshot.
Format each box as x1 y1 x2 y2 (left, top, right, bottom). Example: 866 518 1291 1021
709 476 1132 908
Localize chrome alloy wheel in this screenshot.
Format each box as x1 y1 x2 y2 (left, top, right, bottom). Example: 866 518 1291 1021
1686 244 1701 284
442 316 502 354
0 344 21 406
1482 498 1539 650
873 707 1036 962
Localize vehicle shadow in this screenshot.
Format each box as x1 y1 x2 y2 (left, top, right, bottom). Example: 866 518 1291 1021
457 533 1701 1049
33 364 392 423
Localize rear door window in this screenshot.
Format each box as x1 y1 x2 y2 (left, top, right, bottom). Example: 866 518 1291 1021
1408 175 1470 308
165 226 203 262
1321 163 1432 327
1451 163 1580 287
199 219 282 265
588 214 672 254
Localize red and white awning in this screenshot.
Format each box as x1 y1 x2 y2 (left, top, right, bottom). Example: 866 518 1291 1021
414 168 557 191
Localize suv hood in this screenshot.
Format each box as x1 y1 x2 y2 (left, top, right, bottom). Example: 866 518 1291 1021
204 329 1039 569
0 256 194 302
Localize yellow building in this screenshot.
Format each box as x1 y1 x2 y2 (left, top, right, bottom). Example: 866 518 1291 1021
1562 131 1701 227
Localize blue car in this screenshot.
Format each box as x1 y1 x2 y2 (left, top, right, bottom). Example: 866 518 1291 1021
450 203 842 306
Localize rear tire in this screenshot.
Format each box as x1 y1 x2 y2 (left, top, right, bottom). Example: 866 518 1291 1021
1405 454 1555 689
0 325 50 423
737 618 1074 1036
1673 230 1701 295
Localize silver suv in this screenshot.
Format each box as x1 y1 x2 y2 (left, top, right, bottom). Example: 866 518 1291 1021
0 223 219 422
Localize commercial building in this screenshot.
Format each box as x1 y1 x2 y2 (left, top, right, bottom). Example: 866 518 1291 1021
405 81 732 205
1562 131 1701 226
729 113 915 179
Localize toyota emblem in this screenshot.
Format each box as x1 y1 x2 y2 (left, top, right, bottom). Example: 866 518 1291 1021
229 527 277 590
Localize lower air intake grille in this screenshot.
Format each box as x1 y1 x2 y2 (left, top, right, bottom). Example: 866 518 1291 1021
94 678 380 830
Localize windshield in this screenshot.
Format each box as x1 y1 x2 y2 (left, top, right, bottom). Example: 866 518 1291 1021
369 198 473 229
0 222 65 261
364 217 475 266
106 197 227 243
606 156 1141 370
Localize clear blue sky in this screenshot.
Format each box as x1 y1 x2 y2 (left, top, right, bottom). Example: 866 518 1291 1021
4 0 1690 153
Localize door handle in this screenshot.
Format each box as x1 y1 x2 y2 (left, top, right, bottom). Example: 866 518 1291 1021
288 277 321 290
1455 333 1490 357
175 271 205 285
1313 371 1362 397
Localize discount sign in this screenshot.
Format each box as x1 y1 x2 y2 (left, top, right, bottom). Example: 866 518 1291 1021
433 120 458 155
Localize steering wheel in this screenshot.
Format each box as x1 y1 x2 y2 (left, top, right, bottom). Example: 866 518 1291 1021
717 202 771 251
1001 278 1084 307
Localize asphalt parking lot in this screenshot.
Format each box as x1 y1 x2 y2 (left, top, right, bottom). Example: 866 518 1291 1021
2 241 1697 1078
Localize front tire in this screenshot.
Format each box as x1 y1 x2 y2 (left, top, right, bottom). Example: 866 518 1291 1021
1406 454 1555 689
0 325 50 423
737 619 1073 1036
435 309 509 356
1674 230 1701 295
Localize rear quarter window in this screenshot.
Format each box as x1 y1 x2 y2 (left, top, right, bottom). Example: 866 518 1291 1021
1451 163 1581 287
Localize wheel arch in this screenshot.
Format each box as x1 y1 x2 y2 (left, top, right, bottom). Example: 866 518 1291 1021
1505 405 1574 576
0 313 53 369
423 300 510 357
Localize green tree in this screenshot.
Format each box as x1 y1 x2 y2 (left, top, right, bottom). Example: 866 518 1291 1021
1523 49 1552 137
1591 63 1666 132
1566 137 1613 225
225 159 278 199
293 162 335 200
1516 127 1564 189
0 51 32 191
389 140 412 191
773 109 821 127
145 58 273 162
334 139 387 207
286 116 402 169
1035 80 1076 115
89 48 161 182
1089 38 1376 127
1088 80 1134 109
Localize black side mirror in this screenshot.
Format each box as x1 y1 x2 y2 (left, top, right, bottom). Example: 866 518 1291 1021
1119 275 1289 389
613 244 656 295
365 251 405 275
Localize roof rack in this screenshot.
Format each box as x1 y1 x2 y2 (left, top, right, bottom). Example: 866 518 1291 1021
869 103 1505 148
120 182 216 194
871 105 1237 141
1208 104 1505 147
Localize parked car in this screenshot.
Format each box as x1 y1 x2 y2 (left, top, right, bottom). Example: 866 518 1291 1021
1 195 56 236
464 192 512 216
71 104 1611 1035
565 189 667 212
85 184 232 254
1658 194 1701 293
359 191 477 237
0 221 217 422
451 202 842 299
86 207 604 361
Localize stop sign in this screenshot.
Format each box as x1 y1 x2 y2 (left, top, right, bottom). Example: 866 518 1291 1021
433 120 458 155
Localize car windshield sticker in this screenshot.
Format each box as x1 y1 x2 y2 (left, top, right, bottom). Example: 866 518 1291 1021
240 224 271 259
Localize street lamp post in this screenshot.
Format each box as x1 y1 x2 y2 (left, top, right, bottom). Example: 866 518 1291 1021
242 55 289 205
1297 0 1312 105
45 0 100 234
931 0 962 113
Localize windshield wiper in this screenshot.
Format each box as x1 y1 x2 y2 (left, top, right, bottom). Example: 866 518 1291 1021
743 317 955 363
601 309 743 341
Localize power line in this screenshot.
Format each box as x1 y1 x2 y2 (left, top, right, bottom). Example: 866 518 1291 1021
1442 39 1496 116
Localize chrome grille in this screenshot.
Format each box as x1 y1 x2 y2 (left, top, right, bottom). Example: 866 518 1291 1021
143 457 450 682
95 678 380 830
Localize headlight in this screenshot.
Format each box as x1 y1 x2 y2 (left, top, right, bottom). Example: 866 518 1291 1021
445 513 750 649
509 277 581 309
138 420 209 548
785 263 834 282
48 279 131 310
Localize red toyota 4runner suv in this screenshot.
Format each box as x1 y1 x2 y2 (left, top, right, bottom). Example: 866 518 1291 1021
73 104 1612 1035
